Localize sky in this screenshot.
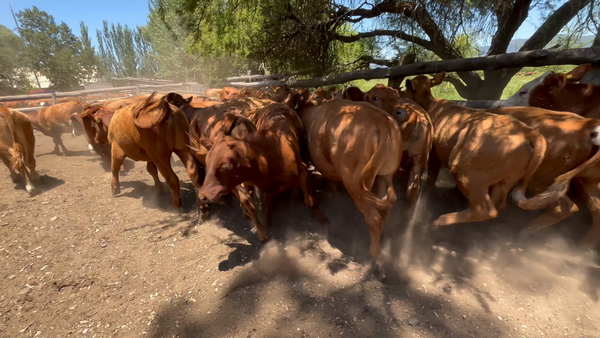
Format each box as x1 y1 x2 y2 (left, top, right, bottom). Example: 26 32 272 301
1 0 151 46
0 0 570 51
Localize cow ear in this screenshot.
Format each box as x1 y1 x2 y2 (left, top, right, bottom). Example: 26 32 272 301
405 79 415 92
285 93 302 110
431 72 445 86
327 87 336 94
543 73 567 92
343 86 365 101
222 113 239 136
566 64 591 82
185 96 193 104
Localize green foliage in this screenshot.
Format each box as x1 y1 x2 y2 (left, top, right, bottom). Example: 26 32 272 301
16 6 93 90
163 0 374 77
96 21 158 78
79 22 99 82
0 24 33 95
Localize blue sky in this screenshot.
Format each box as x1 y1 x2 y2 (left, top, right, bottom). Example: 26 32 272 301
0 0 559 49
1 0 151 46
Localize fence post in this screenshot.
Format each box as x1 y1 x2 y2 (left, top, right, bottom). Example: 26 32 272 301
51 92 56 105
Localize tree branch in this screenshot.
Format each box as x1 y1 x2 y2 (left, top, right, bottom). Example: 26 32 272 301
443 75 472 98
520 0 592 51
331 29 435 50
488 0 534 55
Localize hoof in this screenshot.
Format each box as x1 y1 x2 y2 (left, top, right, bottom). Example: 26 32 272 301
26 184 36 197
259 234 271 244
11 176 20 184
112 187 121 195
370 258 386 280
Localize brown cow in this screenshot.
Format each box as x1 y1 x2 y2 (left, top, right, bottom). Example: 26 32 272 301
269 85 292 102
23 101 86 155
182 100 264 229
0 106 41 196
107 93 200 209
71 106 114 160
205 88 221 100
219 87 240 101
487 107 600 247
289 98 403 258
405 72 546 227
527 64 600 118
308 87 336 105
196 103 327 241
343 84 434 205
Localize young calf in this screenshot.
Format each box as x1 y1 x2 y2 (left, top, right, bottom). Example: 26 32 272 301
108 93 200 209
343 84 434 205
196 103 326 242
0 106 41 196
405 72 547 227
289 97 403 259
24 101 86 155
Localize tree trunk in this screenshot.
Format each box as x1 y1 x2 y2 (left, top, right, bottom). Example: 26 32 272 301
387 52 415 90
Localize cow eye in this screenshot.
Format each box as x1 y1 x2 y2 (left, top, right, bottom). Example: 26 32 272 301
372 96 379 101
519 89 528 95
396 109 408 120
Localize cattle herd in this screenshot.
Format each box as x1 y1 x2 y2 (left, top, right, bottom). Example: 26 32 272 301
1 63 600 262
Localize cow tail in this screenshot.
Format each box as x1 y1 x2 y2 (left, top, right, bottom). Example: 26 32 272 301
0 107 25 171
511 130 552 210
357 124 393 210
517 146 600 210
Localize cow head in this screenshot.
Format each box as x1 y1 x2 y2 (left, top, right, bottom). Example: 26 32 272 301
92 112 112 144
404 72 445 111
343 84 411 123
164 92 192 108
269 85 291 102
196 117 251 202
71 113 85 136
308 87 336 105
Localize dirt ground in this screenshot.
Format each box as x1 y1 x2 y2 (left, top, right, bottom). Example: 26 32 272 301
1 130 599 338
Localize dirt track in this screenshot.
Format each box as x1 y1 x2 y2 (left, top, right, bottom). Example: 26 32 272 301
1 131 599 338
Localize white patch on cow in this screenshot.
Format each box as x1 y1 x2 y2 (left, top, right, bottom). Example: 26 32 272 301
592 126 600 146
435 167 457 189
502 71 553 107
26 183 36 196
88 144 97 154
72 129 77 137
510 185 526 203
40 102 46 107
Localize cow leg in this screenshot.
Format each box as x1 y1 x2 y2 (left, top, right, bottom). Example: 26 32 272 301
53 136 70 156
581 181 600 247
406 157 423 206
155 160 182 209
146 162 165 195
375 174 397 219
24 138 41 185
232 186 269 242
110 144 126 195
490 172 522 212
0 153 19 183
345 183 385 258
298 161 329 225
434 176 497 227
525 196 579 233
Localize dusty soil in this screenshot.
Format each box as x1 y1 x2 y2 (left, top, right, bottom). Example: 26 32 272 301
1 131 599 338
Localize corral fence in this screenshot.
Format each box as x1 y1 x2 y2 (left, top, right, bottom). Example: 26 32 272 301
225 47 600 109
0 80 208 112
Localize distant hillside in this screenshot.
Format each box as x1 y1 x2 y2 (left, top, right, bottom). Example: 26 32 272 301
480 34 594 55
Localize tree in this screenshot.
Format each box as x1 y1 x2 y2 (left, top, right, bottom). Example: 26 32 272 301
16 6 92 90
96 21 159 78
160 0 376 78
0 24 32 95
166 0 597 99
79 22 99 82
